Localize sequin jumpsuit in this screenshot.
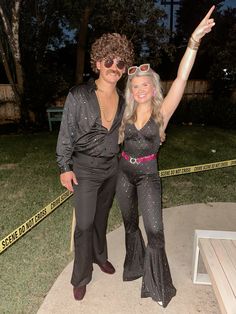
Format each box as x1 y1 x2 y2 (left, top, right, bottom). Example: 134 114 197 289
116 118 176 307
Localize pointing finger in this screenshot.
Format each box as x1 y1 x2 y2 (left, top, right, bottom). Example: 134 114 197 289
204 5 215 21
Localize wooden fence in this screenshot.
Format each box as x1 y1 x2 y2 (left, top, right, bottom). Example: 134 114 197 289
0 80 229 124
0 84 20 123
162 80 211 98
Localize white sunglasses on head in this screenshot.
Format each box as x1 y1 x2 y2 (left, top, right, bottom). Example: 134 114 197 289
128 64 150 75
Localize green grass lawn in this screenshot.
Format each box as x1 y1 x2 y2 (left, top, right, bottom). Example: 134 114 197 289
0 124 236 313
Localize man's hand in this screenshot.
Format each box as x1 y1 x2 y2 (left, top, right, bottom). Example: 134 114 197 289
60 171 78 192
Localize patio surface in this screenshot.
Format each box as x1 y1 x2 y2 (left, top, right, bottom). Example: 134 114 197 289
37 202 236 314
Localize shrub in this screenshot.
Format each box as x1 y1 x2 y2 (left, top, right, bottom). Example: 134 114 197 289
171 96 236 129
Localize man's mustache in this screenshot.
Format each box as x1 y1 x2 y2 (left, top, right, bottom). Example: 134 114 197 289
106 69 121 76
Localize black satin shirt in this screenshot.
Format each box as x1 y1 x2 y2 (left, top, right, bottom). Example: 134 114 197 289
56 79 125 173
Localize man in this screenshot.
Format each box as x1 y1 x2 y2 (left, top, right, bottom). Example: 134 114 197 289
56 33 134 301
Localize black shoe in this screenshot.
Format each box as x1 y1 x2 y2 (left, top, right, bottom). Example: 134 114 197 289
73 285 86 301
123 273 143 281
98 260 115 274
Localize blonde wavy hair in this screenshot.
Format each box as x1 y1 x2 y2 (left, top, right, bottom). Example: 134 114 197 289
119 68 165 144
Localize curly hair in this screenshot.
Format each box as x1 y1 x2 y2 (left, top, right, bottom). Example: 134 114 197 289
119 68 166 143
90 33 134 73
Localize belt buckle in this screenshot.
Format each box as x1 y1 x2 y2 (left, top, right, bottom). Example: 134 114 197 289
129 157 139 165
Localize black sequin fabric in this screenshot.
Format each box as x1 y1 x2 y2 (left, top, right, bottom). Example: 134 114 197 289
116 118 176 307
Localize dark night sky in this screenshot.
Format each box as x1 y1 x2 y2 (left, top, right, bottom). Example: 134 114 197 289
163 0 236 31
223 0 236 8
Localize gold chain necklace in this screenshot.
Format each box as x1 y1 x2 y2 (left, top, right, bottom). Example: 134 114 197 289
96 90 118 123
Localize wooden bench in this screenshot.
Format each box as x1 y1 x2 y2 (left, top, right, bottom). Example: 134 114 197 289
192 229 236 314
46 107 63 131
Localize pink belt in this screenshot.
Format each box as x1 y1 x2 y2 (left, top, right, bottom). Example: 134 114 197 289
121 151 157 165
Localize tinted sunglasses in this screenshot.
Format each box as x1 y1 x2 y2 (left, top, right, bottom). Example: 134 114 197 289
128 64 150 76
103 58 126 70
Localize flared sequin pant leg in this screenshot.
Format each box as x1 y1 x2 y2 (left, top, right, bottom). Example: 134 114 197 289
116 170 146 281
137 174 176 307
116 169 176 307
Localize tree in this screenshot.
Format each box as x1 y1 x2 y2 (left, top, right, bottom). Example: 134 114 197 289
206 8 236 96
175 1 236 96
0 0 26 123
55 0 97 85
90 0 172 69
62 0 173 83
75 0 96 84
19 0 70 125
1 0 173 126
175 0 224 42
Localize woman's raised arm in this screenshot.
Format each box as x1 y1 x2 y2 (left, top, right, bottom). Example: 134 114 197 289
161 6 215 130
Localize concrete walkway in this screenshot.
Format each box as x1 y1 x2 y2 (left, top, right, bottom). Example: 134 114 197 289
37 202 236 314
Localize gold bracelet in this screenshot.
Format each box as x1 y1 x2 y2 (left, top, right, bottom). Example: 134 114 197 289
191 35 201 44
188 36 201 50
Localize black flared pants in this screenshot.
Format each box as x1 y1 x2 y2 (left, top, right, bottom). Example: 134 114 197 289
116 158 176 307
71 153 118 287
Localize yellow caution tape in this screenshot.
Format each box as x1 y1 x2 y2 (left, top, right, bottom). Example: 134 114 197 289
0 190 72 254
1 159 235 254
159 159 236 177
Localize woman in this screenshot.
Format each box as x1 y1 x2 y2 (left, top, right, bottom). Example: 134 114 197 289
116 6 215 308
